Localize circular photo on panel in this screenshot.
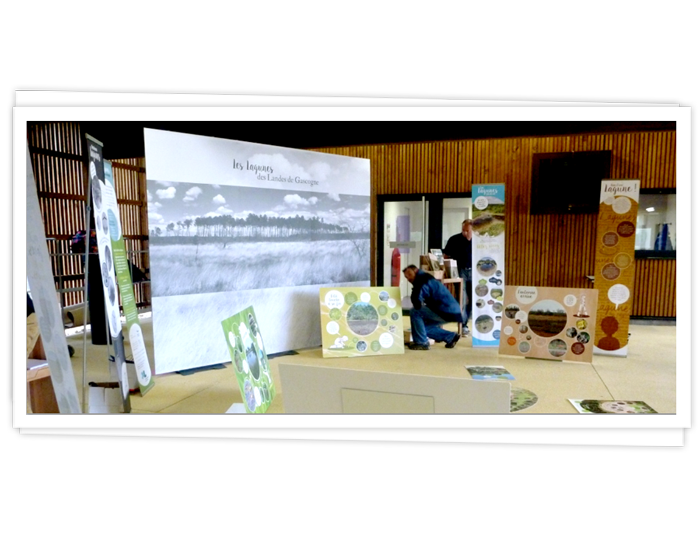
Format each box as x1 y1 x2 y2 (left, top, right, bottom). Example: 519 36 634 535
548 339 568 358
475 315 494 334
347 302 379 336
92 180 102 210
476 257 498 277
475 284 489 297
244 380 256 411
504 304 519 319
246 343 260 380
528 300 568 338
379 291 390 302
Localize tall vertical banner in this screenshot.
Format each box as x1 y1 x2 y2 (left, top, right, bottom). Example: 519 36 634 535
470 183 506 347
103 161 154 394
144 129 371 374
26 148 82 413
86 135 130 412
593 180 640 356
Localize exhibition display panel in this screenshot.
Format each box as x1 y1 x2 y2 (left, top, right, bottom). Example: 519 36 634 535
144 129 371 374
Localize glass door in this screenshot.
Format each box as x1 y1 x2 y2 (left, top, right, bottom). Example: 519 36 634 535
380 197 428 308
378 194 471 310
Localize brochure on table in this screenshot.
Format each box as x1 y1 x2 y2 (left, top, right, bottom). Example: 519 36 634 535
498 286 599 363
569 399 657 414
320 287 404 357
593 180 640 357
221 306 276 413
470 183 506 347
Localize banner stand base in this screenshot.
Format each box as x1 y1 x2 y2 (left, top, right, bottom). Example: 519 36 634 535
175 363 226 376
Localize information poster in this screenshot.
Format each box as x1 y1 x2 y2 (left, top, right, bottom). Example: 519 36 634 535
221 306 275 413
87 135 131 412
103 161 154 395
470 183 506 347
593 180 640 357
145 129 370 374
25 148 81 413
498 286 599 363
320 287 404 358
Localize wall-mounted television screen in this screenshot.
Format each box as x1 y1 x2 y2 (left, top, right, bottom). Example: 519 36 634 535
530 150 612 214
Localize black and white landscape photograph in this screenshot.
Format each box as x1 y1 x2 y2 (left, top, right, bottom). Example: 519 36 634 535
147 182 370 296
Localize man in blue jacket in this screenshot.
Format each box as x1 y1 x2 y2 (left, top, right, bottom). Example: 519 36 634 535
403 265 462 350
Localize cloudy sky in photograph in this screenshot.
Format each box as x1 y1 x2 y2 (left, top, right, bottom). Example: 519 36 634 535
147 181 370 232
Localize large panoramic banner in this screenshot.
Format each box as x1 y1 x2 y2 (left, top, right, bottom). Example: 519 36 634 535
593 179 640 357
470 183 506 347
144 129 371 374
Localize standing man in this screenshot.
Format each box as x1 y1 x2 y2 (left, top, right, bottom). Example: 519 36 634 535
403 265 463 350
443 219 473 336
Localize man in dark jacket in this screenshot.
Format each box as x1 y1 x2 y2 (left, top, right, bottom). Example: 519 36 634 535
403 265 462 350
443 219 472 336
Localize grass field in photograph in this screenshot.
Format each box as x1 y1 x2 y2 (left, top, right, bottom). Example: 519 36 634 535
150 238 370 297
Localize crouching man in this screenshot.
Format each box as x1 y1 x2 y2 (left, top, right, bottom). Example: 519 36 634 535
403 265 462 350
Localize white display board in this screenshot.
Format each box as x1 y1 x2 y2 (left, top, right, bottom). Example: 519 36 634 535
144 129 371 373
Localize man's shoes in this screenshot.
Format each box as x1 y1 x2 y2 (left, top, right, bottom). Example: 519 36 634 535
408 342 430 351
445 333 461 349
462 327 471 336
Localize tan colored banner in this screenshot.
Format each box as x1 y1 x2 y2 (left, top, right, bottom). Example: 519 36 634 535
593 180 640 356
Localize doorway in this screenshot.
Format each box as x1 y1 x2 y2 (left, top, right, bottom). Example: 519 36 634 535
377 194 472 308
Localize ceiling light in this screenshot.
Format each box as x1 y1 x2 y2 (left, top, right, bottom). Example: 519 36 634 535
646 207 655 212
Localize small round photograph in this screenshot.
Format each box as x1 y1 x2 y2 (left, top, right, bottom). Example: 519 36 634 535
475 284 489 297
475 315 494 334
101 212 109 234
518 341 531 354
519 324 528 334
476 299 485 308
490 288 503 300
92 180 102 210
548 339 568 358
248 313 259 337
576 332 590 344
233 350 244 373
476 257 498 277
492 302 503 313
244 380 256 411
101 262 110 286
504 304 520 319
566 327 578 338
104 245 112 271
379 291 390 302
107 277 116 304
356 340 367 352
246 344 261 380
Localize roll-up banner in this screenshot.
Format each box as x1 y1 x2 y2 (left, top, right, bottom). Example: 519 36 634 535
26 147 82 413
103 161 154 394
593 179 640 357
470 183 506 347
86 135 131 412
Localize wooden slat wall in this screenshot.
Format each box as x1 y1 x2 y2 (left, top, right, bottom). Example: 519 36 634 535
27 123 86 308
313 129 677 318
27 124 151 309
111 158 150 306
